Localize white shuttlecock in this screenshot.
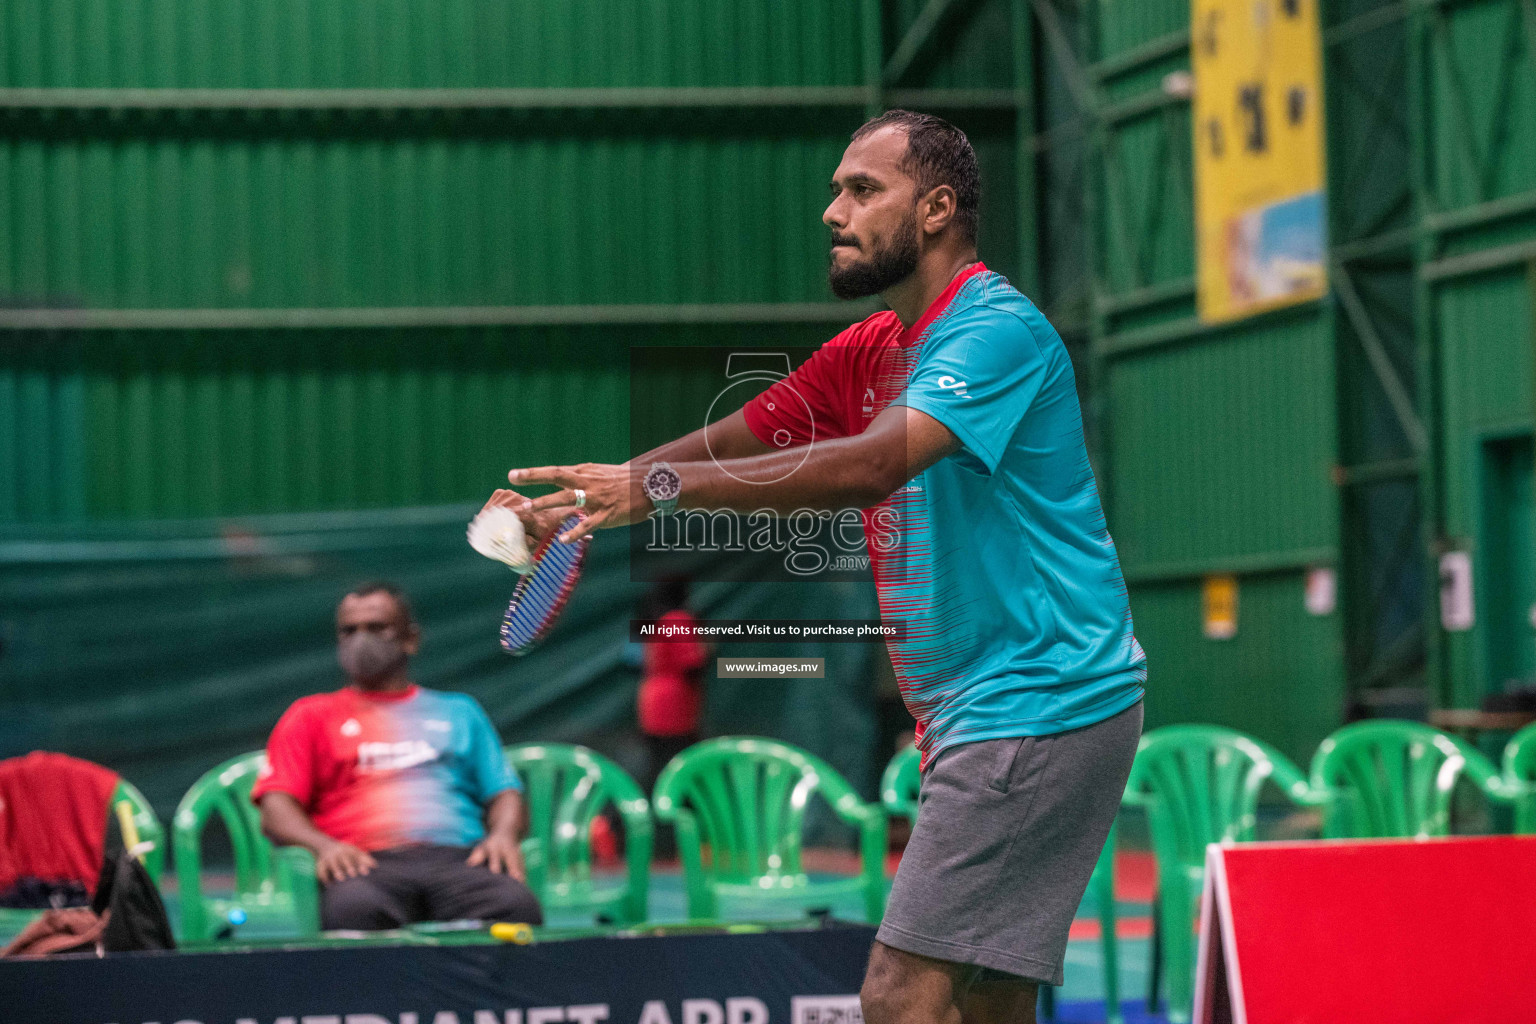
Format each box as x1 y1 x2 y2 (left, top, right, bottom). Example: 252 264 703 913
467 506 534 574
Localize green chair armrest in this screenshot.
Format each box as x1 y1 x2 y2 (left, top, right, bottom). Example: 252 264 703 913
111 779 166 884
274 845 321 935
1503 778 1536 834
822 783 890 922
1453 743 1516 802
879 745 921 824
671 809 717 920
828 794 882 829
1261 747 1326 807
520 836 549 901
856 805 889 923
614 809 653 925
275 843 317 879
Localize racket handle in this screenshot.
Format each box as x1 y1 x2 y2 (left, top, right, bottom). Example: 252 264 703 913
490 921 535 944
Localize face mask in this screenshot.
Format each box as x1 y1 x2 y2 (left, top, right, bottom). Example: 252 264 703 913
338 632 409 684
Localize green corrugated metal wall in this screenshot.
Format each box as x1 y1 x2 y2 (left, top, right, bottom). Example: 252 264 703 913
1082 0 1345 762
0 1 1023 523
1061 0 1536 749
1078 0 1536 736
1 1 865 88
1437 266 1535 702
2 323 847 521
1108 314 1337 571
1424 0 1536 210
1325 0 1421 703
1419 0 1536 708
0 122 870 521
0 334 87 521
0 133 855 308
1124 574 1345 747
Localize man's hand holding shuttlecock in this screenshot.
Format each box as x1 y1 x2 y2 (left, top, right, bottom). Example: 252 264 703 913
469 489 578 572
505 462 647 543
467 503 534 573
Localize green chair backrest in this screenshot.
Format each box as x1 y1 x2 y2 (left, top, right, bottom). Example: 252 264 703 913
1503 722 1536 834
173 751 280 937
1310 720 1505 838
112 777 166 883
1124 724 1314 876
1125 725 1316 1024
653 737 874 884
880 744 921 825
503 743 652 886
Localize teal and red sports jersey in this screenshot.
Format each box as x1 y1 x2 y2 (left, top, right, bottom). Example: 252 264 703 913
251 684 522 852
744 263 1146 761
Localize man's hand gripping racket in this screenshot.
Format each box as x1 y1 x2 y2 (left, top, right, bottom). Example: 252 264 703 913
469 489 592 656
471 464 644 654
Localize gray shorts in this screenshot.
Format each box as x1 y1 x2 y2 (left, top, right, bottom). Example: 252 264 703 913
876 701 1143 985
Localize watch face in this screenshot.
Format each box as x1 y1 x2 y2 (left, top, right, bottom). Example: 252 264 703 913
646 465 682 501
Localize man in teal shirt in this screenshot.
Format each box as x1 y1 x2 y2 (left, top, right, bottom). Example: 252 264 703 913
495 110 1144 1024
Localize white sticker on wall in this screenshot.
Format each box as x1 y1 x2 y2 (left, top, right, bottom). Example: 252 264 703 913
1305 566 1336 616
1439 550 1475 631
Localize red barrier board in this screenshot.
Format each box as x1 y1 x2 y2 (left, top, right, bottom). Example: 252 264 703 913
1194 836 1536 1024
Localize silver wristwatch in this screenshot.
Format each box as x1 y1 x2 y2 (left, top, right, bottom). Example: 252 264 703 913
643 461 682 516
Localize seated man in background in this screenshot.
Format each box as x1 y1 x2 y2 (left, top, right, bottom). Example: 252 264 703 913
253 581 542 930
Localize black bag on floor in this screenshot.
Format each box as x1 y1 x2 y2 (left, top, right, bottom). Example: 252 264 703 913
92 852 175 952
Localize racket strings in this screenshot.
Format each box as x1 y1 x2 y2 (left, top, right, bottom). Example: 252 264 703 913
500 514 589 654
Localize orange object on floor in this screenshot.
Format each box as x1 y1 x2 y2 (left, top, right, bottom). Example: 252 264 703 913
1068 916 1153 941
589 814 620 866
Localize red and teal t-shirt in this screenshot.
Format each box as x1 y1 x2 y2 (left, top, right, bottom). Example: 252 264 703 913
744 263 1145 761
251 685 521 852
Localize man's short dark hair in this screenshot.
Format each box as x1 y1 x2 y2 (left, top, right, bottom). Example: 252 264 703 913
852 109 981 243
346 580 419 631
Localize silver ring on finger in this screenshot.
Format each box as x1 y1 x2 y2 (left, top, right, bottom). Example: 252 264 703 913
573 489 587 508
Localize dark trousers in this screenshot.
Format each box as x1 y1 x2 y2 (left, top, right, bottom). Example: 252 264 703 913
642 732 696 860
642 733 696 794
320 844 543 931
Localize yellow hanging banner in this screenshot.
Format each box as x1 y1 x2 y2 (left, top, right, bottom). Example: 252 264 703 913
1191 0 1327 323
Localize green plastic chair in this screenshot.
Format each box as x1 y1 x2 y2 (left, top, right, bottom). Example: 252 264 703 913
1086 824 1125 1024
1122 725 1320 1024
878 743 921 824
105 777 167 882
1310 719 1510 838
654 737 887 924
178 748 560 941
1502 722 1536 834
173 752 321 942
502 743 652 924
0 776 165 940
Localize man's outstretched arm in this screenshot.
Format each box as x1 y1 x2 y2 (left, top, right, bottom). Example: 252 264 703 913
485 407 778 543
507 406 962 539
631 407 779 466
